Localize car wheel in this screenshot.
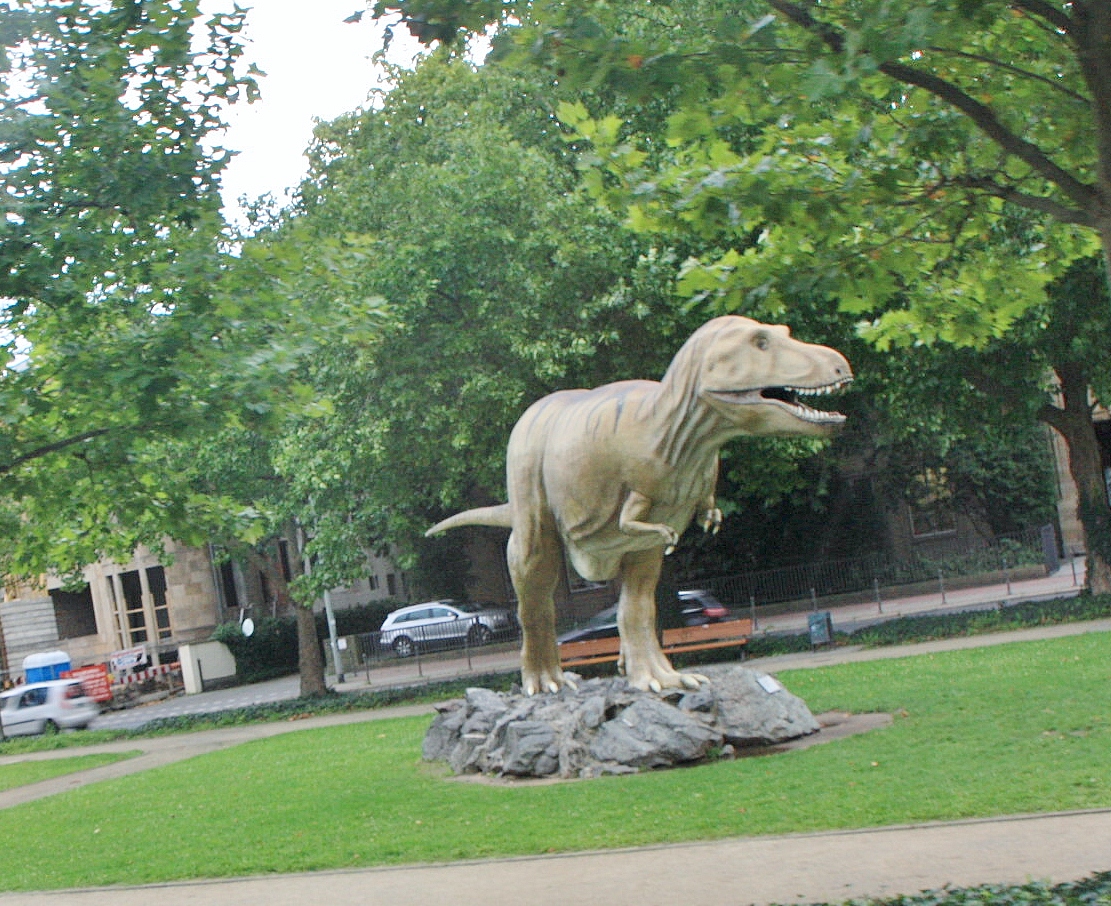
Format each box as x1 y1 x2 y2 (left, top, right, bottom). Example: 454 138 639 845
42 720 59 735
392 635 415 658
468 624 493 646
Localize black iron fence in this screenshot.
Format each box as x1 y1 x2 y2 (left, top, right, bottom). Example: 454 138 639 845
327 615 521 677
698 524 1058 616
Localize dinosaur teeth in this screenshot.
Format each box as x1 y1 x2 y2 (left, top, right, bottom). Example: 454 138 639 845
795 403 847 424
789 378 852 397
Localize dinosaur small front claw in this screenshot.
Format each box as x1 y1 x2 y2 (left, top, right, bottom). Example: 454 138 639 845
664 544 676 556
701 507 723 535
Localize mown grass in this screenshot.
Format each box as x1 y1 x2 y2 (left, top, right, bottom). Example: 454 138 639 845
0 751 138 792
0 672 520 758
1 631 1109 891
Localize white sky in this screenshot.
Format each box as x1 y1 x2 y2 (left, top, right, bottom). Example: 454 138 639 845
210 1 421 219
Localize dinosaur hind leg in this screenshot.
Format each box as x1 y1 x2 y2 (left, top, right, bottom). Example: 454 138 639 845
617 548 707 693
508 519 569 695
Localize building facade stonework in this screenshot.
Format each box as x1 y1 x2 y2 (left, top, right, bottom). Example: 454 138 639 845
1 541 411 682
0 542 223 679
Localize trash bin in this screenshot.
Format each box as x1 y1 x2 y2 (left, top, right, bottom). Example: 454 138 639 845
808 612 834 647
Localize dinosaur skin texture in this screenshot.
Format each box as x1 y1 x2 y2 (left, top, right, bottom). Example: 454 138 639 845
427 316 852 695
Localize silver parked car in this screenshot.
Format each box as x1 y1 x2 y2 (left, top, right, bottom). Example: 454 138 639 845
379 600 517 658
0 679 100 737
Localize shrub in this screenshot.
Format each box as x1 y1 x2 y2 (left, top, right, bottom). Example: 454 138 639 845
315 600 402 638
211 617 299 684
804 872 1111 906
849 593 1111 648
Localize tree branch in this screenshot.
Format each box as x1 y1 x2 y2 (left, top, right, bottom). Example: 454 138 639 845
766 0 1099 215
0 428 115 477
948 175 1096 226
1038 400 1068 434
925 46 1090 106
1010 0 1074 35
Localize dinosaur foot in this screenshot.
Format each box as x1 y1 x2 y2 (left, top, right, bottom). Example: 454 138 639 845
521 666 577 696
625 665 709 693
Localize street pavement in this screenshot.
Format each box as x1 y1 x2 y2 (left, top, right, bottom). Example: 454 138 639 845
1 558 1108 905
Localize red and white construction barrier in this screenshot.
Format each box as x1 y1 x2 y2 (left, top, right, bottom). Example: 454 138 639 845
115 662 182 686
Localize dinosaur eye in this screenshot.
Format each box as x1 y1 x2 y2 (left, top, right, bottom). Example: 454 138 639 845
754 333 770 351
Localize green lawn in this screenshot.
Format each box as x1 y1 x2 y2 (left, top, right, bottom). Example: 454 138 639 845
0 751 138 792
2 632 1109 891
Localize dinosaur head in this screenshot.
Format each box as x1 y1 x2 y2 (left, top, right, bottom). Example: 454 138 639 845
671 316 853 437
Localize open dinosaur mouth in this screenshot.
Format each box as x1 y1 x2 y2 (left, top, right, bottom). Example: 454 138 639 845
709 378 852 426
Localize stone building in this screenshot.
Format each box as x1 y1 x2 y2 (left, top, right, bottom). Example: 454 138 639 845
0 541 409 682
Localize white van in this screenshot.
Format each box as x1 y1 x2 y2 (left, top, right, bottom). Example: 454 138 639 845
0 679 100 737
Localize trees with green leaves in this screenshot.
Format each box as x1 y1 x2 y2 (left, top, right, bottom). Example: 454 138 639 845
0 2 377 582
368 0 1111 592
287 58 710 570
0 0 259 573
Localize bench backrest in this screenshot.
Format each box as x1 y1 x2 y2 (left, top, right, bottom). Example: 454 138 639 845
661 618 753 647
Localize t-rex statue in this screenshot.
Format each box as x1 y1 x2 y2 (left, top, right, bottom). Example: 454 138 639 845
427 316 852 695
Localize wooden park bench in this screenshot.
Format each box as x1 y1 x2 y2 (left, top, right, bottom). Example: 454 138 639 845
559 618 753 669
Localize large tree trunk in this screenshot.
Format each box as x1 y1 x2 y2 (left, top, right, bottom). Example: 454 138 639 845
246 536 328 698
295 600 327 698
1040 363 1111 595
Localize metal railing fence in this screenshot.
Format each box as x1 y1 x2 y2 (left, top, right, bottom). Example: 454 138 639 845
698 525 1055 617
330 615 521 678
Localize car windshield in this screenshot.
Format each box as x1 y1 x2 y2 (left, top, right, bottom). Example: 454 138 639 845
453 602 484 614
584 607 617 628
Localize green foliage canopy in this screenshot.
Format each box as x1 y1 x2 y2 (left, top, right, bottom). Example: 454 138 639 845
288 59 706 571
0 2 380 577
373 0 1111 347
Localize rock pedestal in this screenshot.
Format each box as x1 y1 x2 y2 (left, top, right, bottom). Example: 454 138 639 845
423 665 820 780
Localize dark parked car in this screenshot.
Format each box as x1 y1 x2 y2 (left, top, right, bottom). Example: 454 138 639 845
557 605 619 645
678 589 730 625
557 589 732 645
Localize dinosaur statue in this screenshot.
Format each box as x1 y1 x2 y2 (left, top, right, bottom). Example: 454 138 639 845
427 316 852 694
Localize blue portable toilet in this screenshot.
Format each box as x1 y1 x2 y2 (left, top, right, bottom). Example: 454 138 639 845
22 650 72 683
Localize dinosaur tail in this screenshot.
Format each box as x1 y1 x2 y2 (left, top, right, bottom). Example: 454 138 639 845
426 504 513 537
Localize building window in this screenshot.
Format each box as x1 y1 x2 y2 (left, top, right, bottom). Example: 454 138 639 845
121 570 147 644
147 566 172 642
369 575 379 591
220 560 241 609
386 573 397 596
109 566 173 647
50 584 97 639
908 468 958 537
278 539 293 582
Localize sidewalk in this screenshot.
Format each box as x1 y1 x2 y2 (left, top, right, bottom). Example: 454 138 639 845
751 555 1088 636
